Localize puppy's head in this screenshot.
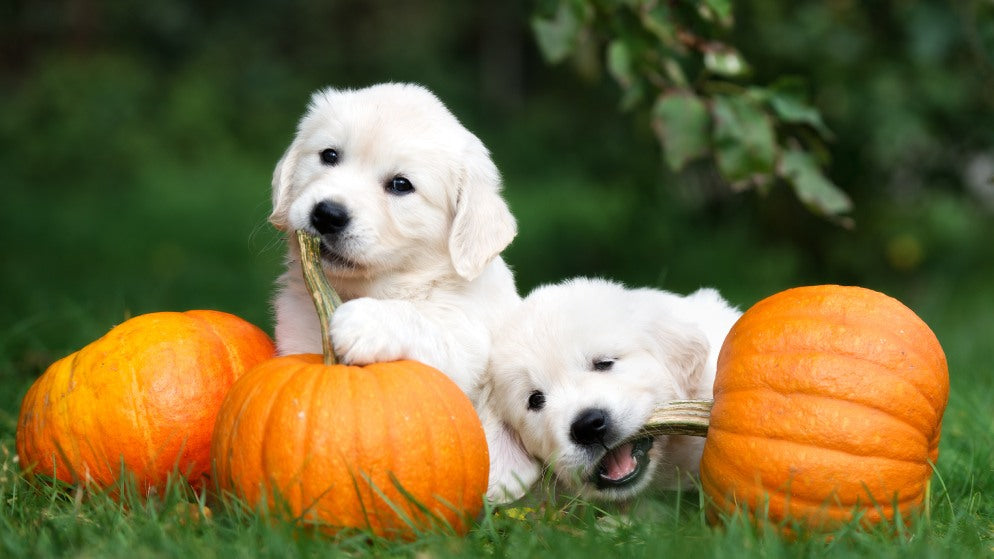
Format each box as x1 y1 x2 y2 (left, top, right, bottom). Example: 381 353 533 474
483 278 717 503
270 83 516 282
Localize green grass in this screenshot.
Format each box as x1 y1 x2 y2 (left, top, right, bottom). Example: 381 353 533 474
1 279 992 557
2 168 993 556
0 434 991 558
2 48 992 557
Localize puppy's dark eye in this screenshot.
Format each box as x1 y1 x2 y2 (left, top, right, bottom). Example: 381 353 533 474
386 176 415 195
319 148 340 166
527 390 546 411
592 358 616 372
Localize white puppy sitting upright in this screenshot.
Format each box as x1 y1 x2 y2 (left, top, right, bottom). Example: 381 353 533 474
481 278 741 504
270 83 520 400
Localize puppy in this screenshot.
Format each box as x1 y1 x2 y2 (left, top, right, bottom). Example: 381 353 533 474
269 83 520 401
481 277 741 504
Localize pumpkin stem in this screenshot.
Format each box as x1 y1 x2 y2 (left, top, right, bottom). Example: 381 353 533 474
296 230 344 365
633 399 712 439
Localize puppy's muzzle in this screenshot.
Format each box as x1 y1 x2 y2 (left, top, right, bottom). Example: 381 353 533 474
571 408 654 491
310 200 351 237
570 408 610 446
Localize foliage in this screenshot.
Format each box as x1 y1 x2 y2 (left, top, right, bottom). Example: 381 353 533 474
531 0 853 224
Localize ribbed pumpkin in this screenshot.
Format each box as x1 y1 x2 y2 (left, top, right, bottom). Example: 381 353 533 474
16 310 275 494
210 232 489 539
699 285 948 533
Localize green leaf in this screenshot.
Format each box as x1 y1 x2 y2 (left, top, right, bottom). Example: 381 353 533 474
531 2 584 64
640 5 678 47
703 45 749 77
779 147 853 222
662 58 689 87
763 79 833 138
652 91 710 170
607 40 635 88
698 0 734 27
618 82 645 111
711 94 778 182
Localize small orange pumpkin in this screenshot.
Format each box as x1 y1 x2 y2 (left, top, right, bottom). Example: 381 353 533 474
16 310 275 494
210 232 489 539
699 285 949 533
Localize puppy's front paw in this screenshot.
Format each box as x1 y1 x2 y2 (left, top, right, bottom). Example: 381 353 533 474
329 298 409 365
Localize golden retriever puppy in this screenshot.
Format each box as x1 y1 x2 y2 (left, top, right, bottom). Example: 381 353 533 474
481 278 740 504
269 83 519 401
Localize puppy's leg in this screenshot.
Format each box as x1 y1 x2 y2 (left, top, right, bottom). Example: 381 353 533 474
330 297 487 397
273 270 324 356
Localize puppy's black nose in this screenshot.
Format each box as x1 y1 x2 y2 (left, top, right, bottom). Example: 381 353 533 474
310 200 351 236
570 408 610 446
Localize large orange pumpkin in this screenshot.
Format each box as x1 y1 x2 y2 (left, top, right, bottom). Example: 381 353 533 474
699 285 948 533
211 356 489 538
210 232 489 539
16 310 275 494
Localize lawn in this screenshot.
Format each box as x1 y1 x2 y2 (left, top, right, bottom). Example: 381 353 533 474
1 164 992 556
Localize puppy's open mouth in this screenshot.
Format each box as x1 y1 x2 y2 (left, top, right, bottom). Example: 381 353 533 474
593 436 653 489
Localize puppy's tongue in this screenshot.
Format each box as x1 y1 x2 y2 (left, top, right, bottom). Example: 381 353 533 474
600 442 636 481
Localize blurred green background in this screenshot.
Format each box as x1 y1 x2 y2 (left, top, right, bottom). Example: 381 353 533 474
1 0 992 439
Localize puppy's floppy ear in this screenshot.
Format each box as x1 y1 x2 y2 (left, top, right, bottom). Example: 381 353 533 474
449 139 517 280
644 301 712 399
268 140 301 231
477 384 541 504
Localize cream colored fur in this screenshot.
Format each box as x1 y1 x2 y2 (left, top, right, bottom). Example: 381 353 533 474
270 83 520 401
481 278 740 504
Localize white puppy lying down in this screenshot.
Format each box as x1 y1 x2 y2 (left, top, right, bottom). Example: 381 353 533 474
269 83 520 401
481 278 741 504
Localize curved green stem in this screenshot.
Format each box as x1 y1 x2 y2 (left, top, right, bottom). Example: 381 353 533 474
296 230 344 365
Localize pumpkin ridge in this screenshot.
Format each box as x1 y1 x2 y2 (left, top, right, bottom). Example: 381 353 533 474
301 362 334 521
743 285 912 321
123 345 157 486
378 368 410 530
432 374 463 514
343 365 384 533
217 363 281 492
702 444 927 511
704 432 930 510
279 364 325 511
703 474 922 528
353 366 379 531
729 307 944 369
322 379 358 521
300 364 319 509
409 368 439 523
379 366 415 533
55 355 87 480
707 422 930 468
260 364 307 506
719 345 946 420
47 357 77 480
436 367 476 523
725 326 943 389
184 311 241 386
711 386 935 447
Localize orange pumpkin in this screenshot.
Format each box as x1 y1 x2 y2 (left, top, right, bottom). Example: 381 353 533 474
210 232 489 539
699 285 948 533
211 356 488 538
16 310 275 494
